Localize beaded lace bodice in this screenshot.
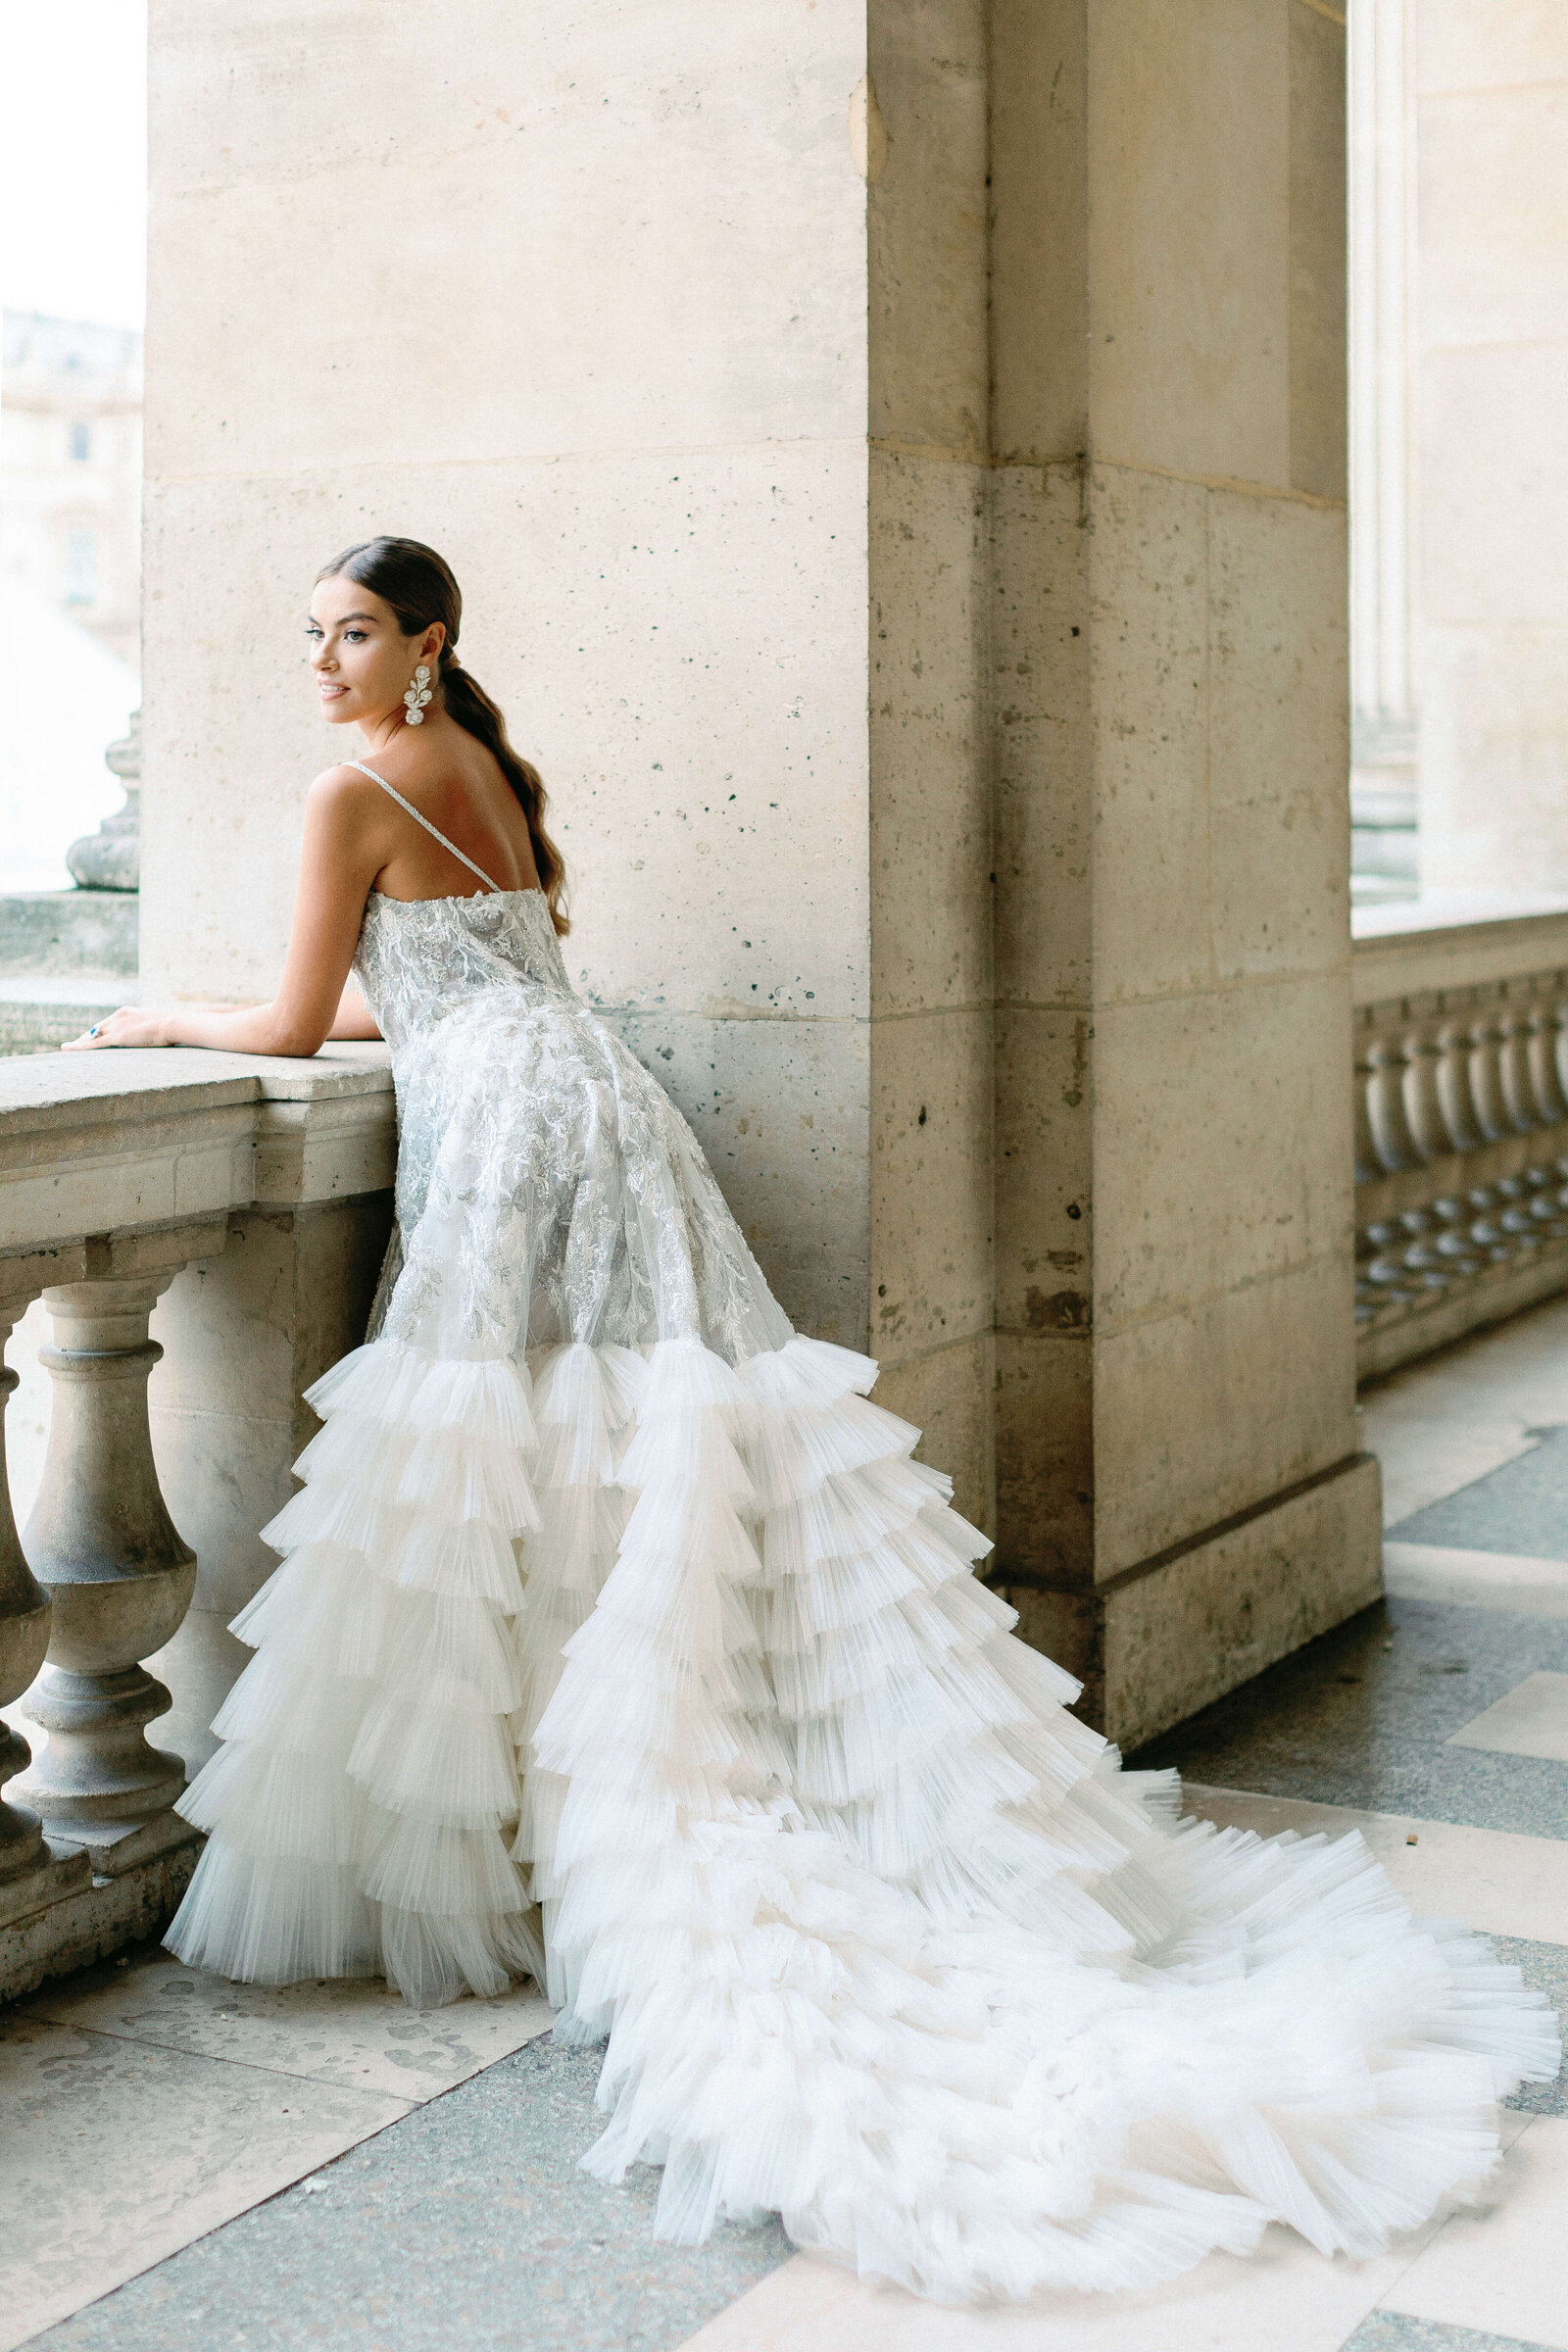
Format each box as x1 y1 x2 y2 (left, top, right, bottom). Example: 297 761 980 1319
351 879 788 1368
355 886 573 1051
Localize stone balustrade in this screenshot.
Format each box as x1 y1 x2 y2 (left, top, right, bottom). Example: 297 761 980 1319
1354 905 1568 1377
0 1044 393 1998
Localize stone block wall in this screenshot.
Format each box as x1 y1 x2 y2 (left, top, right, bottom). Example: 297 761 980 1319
984 0 1377 1734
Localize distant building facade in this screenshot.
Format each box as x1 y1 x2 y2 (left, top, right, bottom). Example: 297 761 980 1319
1 311 142 671
1348 5 1568 906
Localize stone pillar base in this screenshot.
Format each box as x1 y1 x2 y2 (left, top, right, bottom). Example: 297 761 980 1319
0 1840 92 1934
999 1454 1384 1752
0 1833 199 2005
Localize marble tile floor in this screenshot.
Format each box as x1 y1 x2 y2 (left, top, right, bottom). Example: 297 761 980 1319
22 2033 790 2352
1135 1592 1568 1838
676 2117 1568 2350
1448 1672 1568 1766
10 1293 1568 2352
1356 1291 1568 1530
1 1951 555 2348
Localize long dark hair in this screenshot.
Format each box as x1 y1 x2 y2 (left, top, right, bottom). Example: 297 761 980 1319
318 535 569 934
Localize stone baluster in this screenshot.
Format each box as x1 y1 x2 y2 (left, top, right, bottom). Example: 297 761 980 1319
1431 1198 1485 1278
1493 1176 1543 1245
1352 1028 1383 1186
1520 1165 1568 1238
1395 1207 1451 1293
1353 970 1568 1360
1552 997 1568 1112
1359 1220 1418 1307
1467 1005 1513 1143
1401 1022 1453 1160
1364 1023 1426 1173
1434 1010 1488 1152
66 710 141 892
1529 991 1568 1125
0 1262 93 1926
12 1226 224 1871
1497 998 1544 1132
1464 1185 1513 1263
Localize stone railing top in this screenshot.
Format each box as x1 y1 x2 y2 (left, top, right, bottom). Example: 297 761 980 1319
1353 893 1568 1008
0 1043 394 1262
1351 889 1568 942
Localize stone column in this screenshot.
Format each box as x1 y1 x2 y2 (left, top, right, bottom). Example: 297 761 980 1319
0 1256 91 1931
987 0 1382 1737
11 1223 226 1869
1411 9 1568 894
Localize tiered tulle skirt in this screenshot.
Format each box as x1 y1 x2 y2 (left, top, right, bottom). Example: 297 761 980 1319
167 1321 1559 2302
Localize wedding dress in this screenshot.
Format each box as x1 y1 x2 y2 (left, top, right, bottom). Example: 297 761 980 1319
167 766 1557 2302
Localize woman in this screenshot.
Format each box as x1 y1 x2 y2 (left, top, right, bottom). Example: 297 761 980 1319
71 537 1555 2302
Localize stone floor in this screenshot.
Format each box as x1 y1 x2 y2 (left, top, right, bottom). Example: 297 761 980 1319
6 1298 1568 2351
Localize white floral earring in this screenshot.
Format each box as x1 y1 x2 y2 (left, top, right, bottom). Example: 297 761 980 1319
404 664 432 726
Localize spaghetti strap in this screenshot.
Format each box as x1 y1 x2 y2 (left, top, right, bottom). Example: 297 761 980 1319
345 760 504 895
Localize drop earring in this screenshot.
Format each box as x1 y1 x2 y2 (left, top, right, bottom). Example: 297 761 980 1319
404 664 432 726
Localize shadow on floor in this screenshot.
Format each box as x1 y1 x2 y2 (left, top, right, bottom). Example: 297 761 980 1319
1130 1595 1568 1840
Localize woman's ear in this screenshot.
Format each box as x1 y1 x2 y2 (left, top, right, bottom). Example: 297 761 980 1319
421 621 446 664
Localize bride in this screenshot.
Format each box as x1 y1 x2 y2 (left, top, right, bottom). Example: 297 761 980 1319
70 535 1556 2302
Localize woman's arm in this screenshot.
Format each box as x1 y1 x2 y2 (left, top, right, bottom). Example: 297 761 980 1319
66 771 389 1058
122 981 382 1041
329 982 382 1041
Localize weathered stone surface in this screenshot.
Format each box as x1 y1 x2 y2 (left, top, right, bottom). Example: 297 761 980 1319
0 893 137 980
1001 1451 1384 1751
0 1843 197 2007
985 0 1376 1723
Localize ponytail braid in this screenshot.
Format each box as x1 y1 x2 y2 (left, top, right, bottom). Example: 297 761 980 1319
317 535 570 935
438 650 569 934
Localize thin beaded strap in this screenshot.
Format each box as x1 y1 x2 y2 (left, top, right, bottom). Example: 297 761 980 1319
346 760 502 894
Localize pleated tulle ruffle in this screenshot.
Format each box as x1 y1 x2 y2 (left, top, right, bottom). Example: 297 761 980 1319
166 1336 542 2006
167 1318 1560 2300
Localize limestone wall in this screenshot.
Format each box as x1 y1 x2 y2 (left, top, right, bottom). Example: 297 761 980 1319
987 0 1375 1724
863 6 994 1516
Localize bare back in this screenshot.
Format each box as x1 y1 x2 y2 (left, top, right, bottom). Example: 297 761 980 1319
354 714 542 902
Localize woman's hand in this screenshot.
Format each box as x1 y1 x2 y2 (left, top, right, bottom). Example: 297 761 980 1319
63 1007 170 1053
58 771 391 1062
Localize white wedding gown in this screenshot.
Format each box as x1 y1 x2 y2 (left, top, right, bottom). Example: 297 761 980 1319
167 773 1557 2302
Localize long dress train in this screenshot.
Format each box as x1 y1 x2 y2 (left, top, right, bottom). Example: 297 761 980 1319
166 797 1558 2303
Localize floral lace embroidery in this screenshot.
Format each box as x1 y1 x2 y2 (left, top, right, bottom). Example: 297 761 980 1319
353 890 790 1364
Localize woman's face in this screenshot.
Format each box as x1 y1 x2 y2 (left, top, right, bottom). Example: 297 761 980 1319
306 576 443 727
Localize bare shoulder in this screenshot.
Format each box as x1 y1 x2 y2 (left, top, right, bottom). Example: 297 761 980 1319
309 761 382 804
304 762 399 825
298 765 403 869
